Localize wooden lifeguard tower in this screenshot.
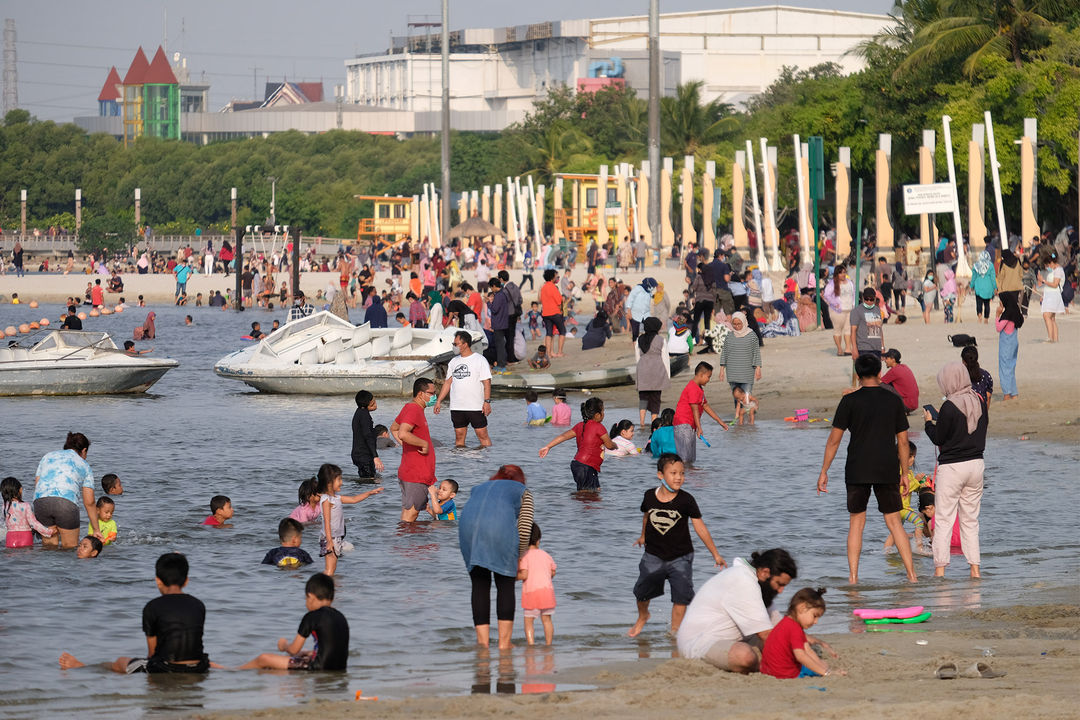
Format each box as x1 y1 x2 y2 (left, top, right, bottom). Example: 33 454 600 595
355 195 413 254
552 173 637 259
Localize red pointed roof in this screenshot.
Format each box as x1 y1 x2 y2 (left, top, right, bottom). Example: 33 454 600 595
122 47 150 85
97 66 122 101
144 46 178 85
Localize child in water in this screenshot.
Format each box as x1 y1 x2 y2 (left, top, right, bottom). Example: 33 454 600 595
607 419 641 456
3 476 55 548
732 386 758 426
550 389 572 426
518 523 557 645
101 473 123 495
262 518 314 568
317 463 383 576
203 495 234 527
94 496 117 544
76 535 103 558
646 409 677 458
289 478 322 524
525 389 549 425
538 397 617 492
760 587 843 679
883 442 931 555
426 479 458 520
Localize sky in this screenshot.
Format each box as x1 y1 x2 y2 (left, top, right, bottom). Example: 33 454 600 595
5 0 895 123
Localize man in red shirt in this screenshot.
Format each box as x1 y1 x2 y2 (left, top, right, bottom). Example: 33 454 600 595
672 362 729 464
880 348 919 412
540 269 566 358
390 377 437 522
90 279 105 308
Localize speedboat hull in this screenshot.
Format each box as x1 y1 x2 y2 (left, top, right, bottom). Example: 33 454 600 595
0 361 178 396
214 358 436 396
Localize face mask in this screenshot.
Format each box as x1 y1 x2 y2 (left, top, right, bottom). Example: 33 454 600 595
452 345 462 355
659 477 676 492
425 395 438 408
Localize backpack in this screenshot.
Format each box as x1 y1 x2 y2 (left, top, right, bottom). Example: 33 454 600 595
948 334 977 347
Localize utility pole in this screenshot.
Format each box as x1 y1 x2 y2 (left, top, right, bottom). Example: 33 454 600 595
440 0 451 245
268 176 277 226
647 0 661 265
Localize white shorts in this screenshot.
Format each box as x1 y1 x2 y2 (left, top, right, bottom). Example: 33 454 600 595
522 607 555 618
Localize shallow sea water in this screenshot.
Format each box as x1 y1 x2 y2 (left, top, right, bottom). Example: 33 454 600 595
0 303 1077 718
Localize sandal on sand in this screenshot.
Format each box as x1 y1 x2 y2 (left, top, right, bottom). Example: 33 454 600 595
935 663 958 679
959 662 1006 679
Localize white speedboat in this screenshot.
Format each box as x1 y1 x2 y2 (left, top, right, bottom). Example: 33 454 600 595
213 311 486 395
0 330 179 396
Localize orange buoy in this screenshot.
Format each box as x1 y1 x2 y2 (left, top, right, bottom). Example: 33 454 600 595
3 326 15 337
29 300 39 309
29 321 40 330
88 309 100 317
18 323 30 334
40 318 50 326
77 312 87 320
114 305 124 313
100 308 112 315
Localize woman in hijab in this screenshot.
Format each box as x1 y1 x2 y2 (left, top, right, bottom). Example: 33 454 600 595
924 361 988 579
650 281 671 332
970 250 996 323
581 309 612 351
133 311 156 340
717 311 761 410
365 294 388 328
996 290 1023 400
458 465 534 649
634 316 669 425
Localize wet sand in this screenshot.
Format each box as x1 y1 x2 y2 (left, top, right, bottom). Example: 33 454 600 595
199 602 1079 720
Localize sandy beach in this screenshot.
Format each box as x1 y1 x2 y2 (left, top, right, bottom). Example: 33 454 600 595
1 263 1077 445
198 600 1079 720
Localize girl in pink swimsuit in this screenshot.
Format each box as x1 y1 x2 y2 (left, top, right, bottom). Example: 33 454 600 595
3 477 55 548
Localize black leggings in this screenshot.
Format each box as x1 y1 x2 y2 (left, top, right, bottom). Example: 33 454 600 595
892 287 905 309
470 566 516 626
975 295 991 318
691 300 714 339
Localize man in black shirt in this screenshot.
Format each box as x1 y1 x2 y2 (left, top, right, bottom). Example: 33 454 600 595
706 250 734 314
59 552 211 673
240 572 350 671
61 305 83 330
817 354 917 585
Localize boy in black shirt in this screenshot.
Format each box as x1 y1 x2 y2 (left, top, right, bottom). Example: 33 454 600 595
59 552 212 673
239 572 350 671
628 453 726 638
351 390 384 480
262 518 314 568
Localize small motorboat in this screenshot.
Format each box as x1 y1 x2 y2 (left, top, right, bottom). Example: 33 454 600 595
0 330 179 396
213 311 486 395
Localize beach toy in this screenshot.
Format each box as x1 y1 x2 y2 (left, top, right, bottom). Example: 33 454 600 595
699 435 712 447
40 318 50 327
28 300 38 309
3 326 15 337
795 408 810 422
854 606 924 620
865 611 932 625
354 690 378 701
18 323 30 334
88 309 99 317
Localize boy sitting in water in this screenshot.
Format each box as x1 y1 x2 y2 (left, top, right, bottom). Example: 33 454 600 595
262 518 314 568
76 535 103 558
101 473 123 495
525 389 548 425
426 479 458 521
883 442 931 555
203 495 234 527
59 552 213 673
94 497 117 544
529 345 551 370
238 572 350 671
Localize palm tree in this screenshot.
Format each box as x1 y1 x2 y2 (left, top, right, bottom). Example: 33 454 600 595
660 81 737 157
891 0 1068 76
519 120 594 187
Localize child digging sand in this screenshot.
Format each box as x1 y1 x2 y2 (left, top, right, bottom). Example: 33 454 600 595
760 587 844 679
239 572 350 671
538 397 617 492
629 453 726 638
518 523 557 645
59 552 215 673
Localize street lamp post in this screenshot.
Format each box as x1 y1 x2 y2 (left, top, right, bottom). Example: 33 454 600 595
268 176 277 227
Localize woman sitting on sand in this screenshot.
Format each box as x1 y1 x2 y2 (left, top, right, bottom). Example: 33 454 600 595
581 310 612 351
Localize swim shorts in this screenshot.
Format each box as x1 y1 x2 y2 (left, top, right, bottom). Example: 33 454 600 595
319 535 343 558
32 497 80 530
846 483 902 514
288 650 316 670
451 409 488 430
633 551 695 605
522 607 556 618
126 655 210 674
570 459 600 491
399 480 429 512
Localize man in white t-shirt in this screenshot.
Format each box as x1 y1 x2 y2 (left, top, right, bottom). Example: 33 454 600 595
676 548 798 673
433 330 493 447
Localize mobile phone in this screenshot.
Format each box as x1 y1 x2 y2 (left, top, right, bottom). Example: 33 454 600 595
923 404 939 421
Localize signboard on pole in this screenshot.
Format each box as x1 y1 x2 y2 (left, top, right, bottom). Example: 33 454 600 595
808 136 825 200
902 183 955 215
